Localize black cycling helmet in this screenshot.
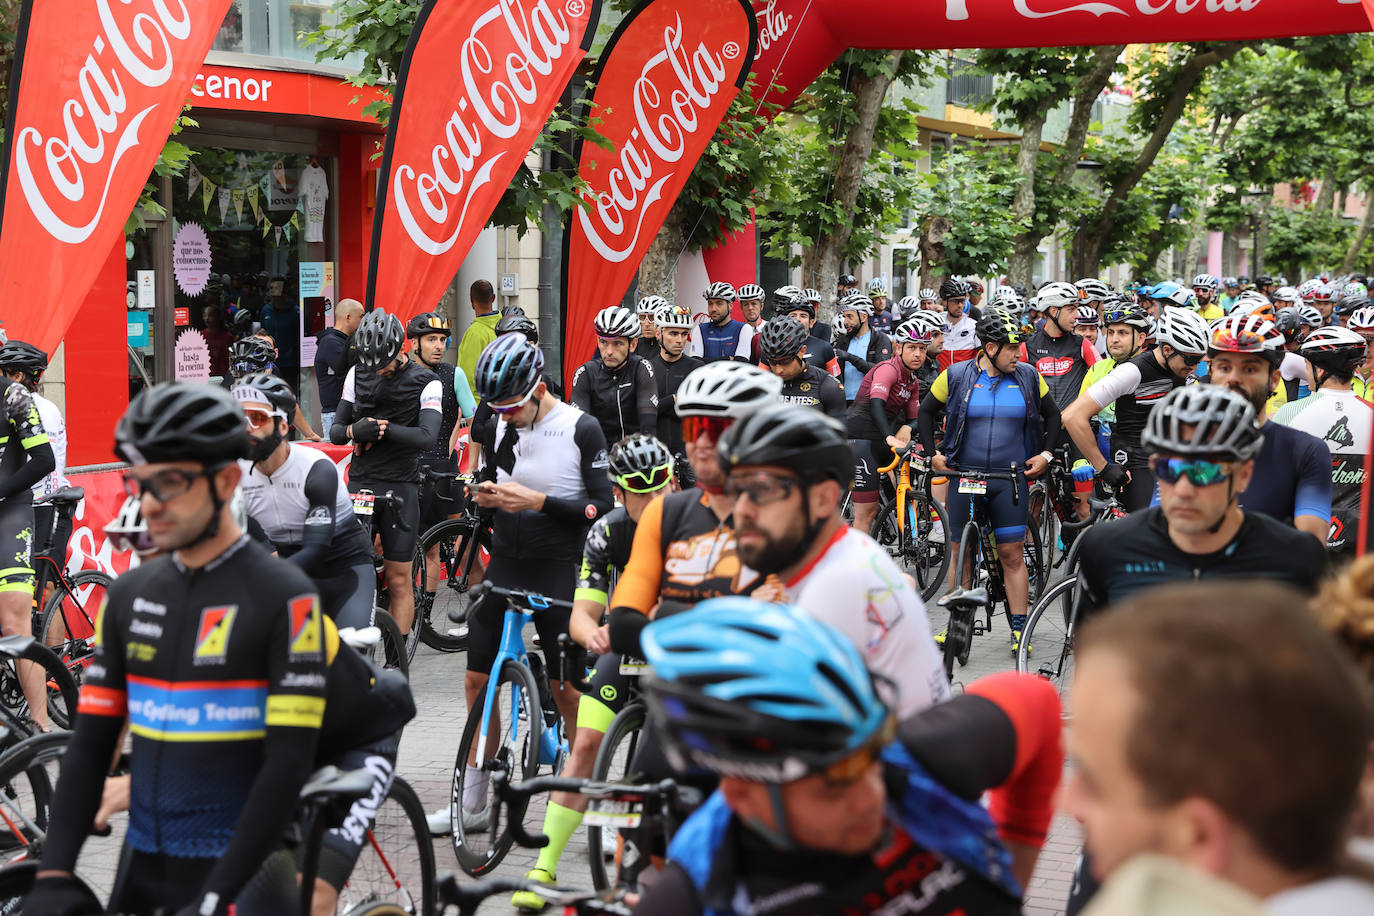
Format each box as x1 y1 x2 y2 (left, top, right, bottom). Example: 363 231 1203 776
501 305 527 318
115 382 251 466
718 403 853 487
475 334 544 402
231 371 297 417
975 306 1028 346
1275 307 1306 345
609 434 674 492
0 341 48 377
758 316 810 364
938 278 969 301
405 311 451 339
1141 385 1262 462
1300 326 1369 380
838 274 858 288
495 312 539 344
355 309 406 370
228 337 274 377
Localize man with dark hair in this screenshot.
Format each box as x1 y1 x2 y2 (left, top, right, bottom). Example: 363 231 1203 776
457 279 500 393
1065 580 1374 913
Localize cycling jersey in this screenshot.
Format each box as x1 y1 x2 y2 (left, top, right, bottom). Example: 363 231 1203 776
779 364 845 421
1233 421 1332 529
838 328 894 401
870 308 894 333
1019 327 1097 408
1082 350 1182 468
780 526 949 717
419 361 475 464
238 444 374 571
1274 390 1366 553
938 315 979 369
688 319 755 362
0 379 52 501
1075 507 1326 616
30 391 67 500
336 358 442 484
848 356 922 442
650 351 704 458
570 354 659 446
576 506 638 606
1078 356 1121 424
1279 351 1311 402
922 362 1054 472
802 334 840 378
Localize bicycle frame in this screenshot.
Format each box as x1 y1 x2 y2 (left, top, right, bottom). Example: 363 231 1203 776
475 602 563 770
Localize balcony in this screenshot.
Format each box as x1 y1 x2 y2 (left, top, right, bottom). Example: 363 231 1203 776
945 58 994 109
213 0 362 71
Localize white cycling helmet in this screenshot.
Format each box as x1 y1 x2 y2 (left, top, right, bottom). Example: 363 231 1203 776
897 295 919 315
738 283 765 302
594 306 641 340
1232 294 1277 322
1038 281 1083 311
906 310 947 336
1153 306 1211 356
837 292 873 316
656 303 694 329
1298 278 1323 301
703 281 737 302
1192 274 1220 292
917 287 938 302
1296 304 1324 328
992 287 1025 309
867 278 888 297
1346 306 1374 331
1272 286 1301 306
675 362 782 419
1075 305 1101 327
772 285 803 308
1166 285 1198 309
637 295 669 315
803 288 823 305
1075 278 1112 302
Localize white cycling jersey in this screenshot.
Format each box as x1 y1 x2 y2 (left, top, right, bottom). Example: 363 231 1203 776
1280 350 1307 383
780 526 950 717
31 393 67 500
238 443 356 549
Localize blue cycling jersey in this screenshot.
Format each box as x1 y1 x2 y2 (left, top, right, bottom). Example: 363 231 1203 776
962 369 1037 470
696 319 750 362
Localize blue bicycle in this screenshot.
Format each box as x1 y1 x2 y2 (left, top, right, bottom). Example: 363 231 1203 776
448 582 570 876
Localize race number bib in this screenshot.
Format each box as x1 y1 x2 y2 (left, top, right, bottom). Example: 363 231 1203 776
351 490 375 516
958 478 987 495
583 798 643 828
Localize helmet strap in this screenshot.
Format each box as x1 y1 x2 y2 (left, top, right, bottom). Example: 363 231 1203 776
179 466 229 552
1206 477 1239 535
740 783 798 851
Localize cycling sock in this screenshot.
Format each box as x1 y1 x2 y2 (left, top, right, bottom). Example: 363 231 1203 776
534 801 583 874
462 765 488 811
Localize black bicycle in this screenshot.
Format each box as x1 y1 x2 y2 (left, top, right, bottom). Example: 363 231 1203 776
413 468 486 653
351 486 423 669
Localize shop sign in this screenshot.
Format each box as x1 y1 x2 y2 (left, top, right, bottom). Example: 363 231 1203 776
174 307 189 326
172 223 212 297
174 329 210 381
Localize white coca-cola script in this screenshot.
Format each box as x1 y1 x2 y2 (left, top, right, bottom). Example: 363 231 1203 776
756 0 792 52
15 0 193 245
391 0 576 256
1002 0 1263 18
576 14 729 264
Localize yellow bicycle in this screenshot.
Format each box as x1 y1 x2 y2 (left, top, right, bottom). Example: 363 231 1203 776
870 443 951 601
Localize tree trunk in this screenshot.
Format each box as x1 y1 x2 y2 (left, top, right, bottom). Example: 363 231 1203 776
800 50 904 324
1077 43 1246 275
918 214 952 290
1253 190 1273 276
1314 168 1338 216
638 205 688 302
1340 185 1374 274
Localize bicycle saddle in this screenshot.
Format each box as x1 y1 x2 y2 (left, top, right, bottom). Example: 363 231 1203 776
299 765 377 804
34 485 84 507
0 635 37 659
938 586 989 608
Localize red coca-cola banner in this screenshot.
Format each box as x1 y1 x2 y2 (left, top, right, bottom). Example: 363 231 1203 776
366 0 601 321
561 0 758 389
0 0 233 354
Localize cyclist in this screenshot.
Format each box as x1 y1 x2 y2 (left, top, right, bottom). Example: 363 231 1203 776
633 599 1064 915
917 306 1060 653
1203 313 1331 543
234 373 376 630
917 286 939 311
1192 273 1225 320
1074 305 1101 351
1074 277 1111 313
405 311 477 549
459 334 612 832
965 277 986 309
834 292 893 404
847 317 934 534
634 295 667 360
650 303 705 484
1344 303 1374 398
330 308 441 639
1273 326 1373 558
1276 307 1315 401
837 273 860 299
867 279 894 332
938 277 980 367
571 306 659 445
906 309 947 392
1019 282 1098 410
33 383 327 915
760 316 845 421
1311 282 1339 326
719 407 949 715
802 287 834 342
510 434 676 910
776 288 839 377
689 282 756 362
1061 306 1210 511
1076 302 1153 491
737 283 767 336
1220 276 1242 311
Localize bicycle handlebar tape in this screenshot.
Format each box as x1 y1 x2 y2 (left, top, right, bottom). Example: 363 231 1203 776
967 672 1064 848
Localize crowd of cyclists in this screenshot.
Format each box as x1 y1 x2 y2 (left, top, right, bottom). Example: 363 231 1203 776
3 266 1374 914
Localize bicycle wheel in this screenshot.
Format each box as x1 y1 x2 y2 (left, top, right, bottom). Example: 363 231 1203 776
0 731 68 861
404 540 424 665
38 570 110 697
907 492 951 602
1023 508 1046 606
0 642 78 732
1016 577 1078 718
337 775 436 916
369 609 410 679
586 701 645 891
418 519 477 653
450 659 542 876
946 522 983 670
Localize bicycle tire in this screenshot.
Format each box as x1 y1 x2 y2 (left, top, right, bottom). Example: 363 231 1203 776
0 731 70 860
404 540 424 665
37 570 109 695
868 496 950 603
418 519 478 653
1023 507 1046 607
1015 577 1078 718
370 609 410 679
586 701 646 891
946 521 982 671
451 659 543 877
0 642 79 732
338 775 436 916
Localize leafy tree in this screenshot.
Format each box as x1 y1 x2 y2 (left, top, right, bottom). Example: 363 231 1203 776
903 149 1019 286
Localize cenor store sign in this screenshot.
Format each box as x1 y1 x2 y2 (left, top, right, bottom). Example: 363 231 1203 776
188 65 387 124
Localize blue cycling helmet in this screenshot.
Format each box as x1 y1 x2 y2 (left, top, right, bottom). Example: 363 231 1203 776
474 334 544 402
642 598 892 782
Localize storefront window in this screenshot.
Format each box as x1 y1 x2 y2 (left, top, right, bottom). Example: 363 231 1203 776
125 227 159 400
214 0 363 68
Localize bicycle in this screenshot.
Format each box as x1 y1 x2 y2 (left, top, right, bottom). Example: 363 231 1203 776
447 582 571 876
940 464 1045 669
868 443 952 602
414 467 485 653
1026 445 1093 574
352 486 424 668
433 871 633 916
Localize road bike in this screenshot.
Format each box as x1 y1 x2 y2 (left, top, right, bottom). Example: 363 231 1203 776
414 467 487 653
869 443 951 601
351 485 424 671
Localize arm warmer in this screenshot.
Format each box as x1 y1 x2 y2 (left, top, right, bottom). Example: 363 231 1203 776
376 408 441 450
542 417 614 525
1038 390 1063 454
917 391 944 456
608 605 650 658
0 441 54 501
286 460 340 576
329 399 355 445
870 398 894 441
569 365 591 414
635 362 658 435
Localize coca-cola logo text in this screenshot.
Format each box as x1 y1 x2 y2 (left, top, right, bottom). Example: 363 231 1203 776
576 14 728 263
1003 0 1262 19
392 0 577 256
756 0 792 51
15 0 193 245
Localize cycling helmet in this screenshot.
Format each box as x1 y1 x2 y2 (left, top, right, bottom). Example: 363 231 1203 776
655 303 694 329
964 278 985 294
1037 281 1084 311
1149 281 1182 300
975 306 1028 345
917 287 938 303
1341 295 1372 318
1297 304 1324 328
759 317 811 364
992 287 1025 309
1152 306 1211 355
1298 278 1323 301
474 334 545 402
803 288 823 305
837 292 873 316
228 336 275 376
0 341 47 377
405 311 451 339
642 598 890 781
1231 295 1277 323
781 298 815 320
1075 305 1101 327
354 309 405 370
1312 283 1338 304
1300 326 1369 377
231 371 298 417
838 274 858 288
1343 281 1369 301
896 296 919 315
737 284 765 302
501 305 527 318
719 404 853 486
1222 276 1239 288
867 278 888 297
905 310 946 337
1102 303 1151 331
772 285 803 308
593 306 641 340
1192 274 1220 292
1346 305 1374 331
1275 309 1306 345
1253 275 1271 287
609 434 674 490
115 382 251 466
890 317 933 344
1206 313 1285 367
1166 285 1198 310
105 495 158 557
703 281 737 302
675 362 782 419
1075 278 1112 301
938 278 969 301
637 295 670 316
1141 385 1262 462
1272 286 1301 306
495 312 539 344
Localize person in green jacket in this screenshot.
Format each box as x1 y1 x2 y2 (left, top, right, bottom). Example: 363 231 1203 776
457 279 501 397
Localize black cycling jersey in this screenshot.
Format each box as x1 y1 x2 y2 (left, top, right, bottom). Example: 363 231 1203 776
0 379 53 502
779 364 846 421
421 361 461 465
331 357 442 484
1099 351 1181 467
1075 507 1327 616
802 334 838 376
1019 326 1097 408
650 351 704 456
570 354 659 446
576 506 638 605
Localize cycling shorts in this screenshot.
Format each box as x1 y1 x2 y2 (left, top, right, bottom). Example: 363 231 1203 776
349 480 419 562
32 504 71 576
576 652 639 733
467 555 576 678
850 440 883 504
315 561 377 631
316 732 401 891
946 474 1029 544
110 845 297 915
0 497 35 595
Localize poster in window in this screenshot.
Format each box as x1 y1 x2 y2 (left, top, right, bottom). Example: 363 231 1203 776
299 262 335 366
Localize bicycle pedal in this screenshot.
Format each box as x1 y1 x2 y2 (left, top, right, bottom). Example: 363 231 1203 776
1035 665 1055 680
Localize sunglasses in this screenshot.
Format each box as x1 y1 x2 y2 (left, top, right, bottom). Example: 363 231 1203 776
1150 456 1233 487
819 714 897 786
1171 351 1204 368
724 472 801 506
121 467 217 503
491 382 540 415
682 415 734 444
617 463 674 494
243 407 285 430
